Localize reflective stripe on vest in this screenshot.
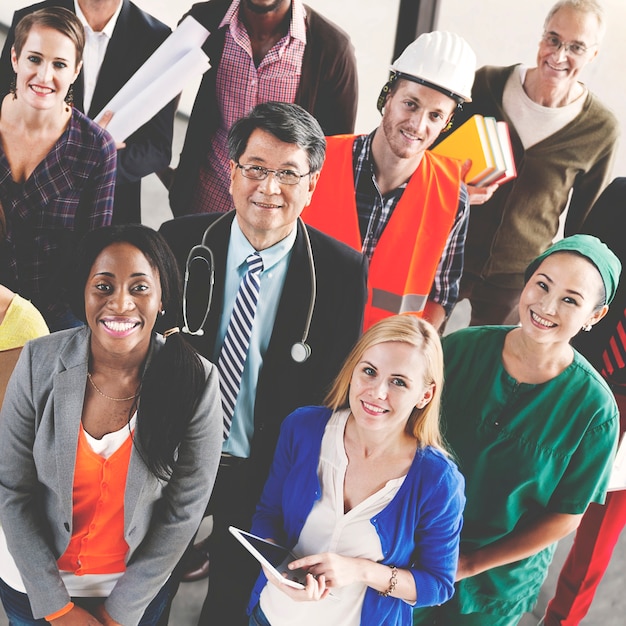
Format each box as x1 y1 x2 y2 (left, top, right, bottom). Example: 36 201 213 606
371 289 429 315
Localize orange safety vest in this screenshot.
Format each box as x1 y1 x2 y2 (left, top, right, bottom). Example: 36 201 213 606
57 424 132 575
302 134 462 329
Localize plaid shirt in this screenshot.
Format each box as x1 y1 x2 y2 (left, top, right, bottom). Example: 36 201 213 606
191 0 307 214
354 132 469 314
0 108 116 328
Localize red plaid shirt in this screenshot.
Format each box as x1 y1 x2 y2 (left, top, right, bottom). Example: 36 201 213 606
191 0 306 214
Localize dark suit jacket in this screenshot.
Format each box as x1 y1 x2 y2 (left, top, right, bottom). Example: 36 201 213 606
168 0 358 216
0 0 176 224
159 212 367 500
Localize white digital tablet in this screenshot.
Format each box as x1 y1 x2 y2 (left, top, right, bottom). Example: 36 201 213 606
228 526 307 589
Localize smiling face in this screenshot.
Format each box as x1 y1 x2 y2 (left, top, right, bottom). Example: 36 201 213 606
11 25 81 111
229 128 320 250
348 341 434 437
379 79 456 162
84 242 162 361
519 252 608 346
536 6 600 94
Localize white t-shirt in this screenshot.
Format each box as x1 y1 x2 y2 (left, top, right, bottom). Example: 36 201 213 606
503 65 586 149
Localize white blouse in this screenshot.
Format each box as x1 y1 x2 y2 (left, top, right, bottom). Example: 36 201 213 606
260 409 406 626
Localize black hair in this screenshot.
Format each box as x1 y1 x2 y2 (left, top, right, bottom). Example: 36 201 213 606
70 225 207 480
227 101 326 173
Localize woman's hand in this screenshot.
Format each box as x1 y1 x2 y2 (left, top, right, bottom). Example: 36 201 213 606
455 512 583 581
263 566 329 602
92 604 123 626
288 552 364 589
49 605 104 625
455 551 476 581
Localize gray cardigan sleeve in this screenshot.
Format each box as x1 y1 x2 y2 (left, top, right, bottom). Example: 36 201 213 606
0 340 72 615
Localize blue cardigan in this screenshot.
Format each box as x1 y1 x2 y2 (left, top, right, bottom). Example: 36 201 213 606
248 406 465 625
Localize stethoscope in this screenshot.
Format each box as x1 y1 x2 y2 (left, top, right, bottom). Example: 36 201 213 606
182 213 316 363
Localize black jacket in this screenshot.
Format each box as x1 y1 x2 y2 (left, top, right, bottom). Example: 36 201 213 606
159 212 367 499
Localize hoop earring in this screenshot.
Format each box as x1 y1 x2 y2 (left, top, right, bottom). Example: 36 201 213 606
9 74 17 100
65 84 74 107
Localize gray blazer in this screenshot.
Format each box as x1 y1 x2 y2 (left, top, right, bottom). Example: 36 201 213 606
0 327 222 625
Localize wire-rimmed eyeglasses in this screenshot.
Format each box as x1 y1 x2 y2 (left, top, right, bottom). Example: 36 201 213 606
236 163 311 185
541 32 597 57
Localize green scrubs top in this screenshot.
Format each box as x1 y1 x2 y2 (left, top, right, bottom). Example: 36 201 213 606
434 326 617 617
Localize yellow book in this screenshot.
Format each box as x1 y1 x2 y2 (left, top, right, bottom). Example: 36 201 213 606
431 114 495 186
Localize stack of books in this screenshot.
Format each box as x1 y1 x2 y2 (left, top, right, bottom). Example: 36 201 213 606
431 114 517 187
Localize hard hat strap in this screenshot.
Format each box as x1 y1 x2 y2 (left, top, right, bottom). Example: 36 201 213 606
393 71 465 107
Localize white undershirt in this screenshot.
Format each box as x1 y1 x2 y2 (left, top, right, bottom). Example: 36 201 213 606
74 0 123 114
260 409 406 626
502 65 586 149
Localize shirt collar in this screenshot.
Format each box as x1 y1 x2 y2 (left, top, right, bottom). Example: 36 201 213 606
220 0 307 45
74 0 123 38
229 216 297 273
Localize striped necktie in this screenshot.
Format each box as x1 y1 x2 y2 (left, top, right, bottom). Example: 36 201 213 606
217 252 264 440
601 307 626 385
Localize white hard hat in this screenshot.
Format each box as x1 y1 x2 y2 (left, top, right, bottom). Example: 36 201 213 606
388 31 476 104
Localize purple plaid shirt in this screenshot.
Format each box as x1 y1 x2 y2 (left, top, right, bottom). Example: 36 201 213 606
191 0 307 214
0 108 116 329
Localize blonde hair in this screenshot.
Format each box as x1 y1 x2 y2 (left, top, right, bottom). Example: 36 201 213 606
325 315 447 452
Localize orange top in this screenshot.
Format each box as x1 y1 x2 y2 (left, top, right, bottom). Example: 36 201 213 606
302 135 461 329
57 424 132 575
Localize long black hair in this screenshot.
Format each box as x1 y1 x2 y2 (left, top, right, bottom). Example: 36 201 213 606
70 224 207 480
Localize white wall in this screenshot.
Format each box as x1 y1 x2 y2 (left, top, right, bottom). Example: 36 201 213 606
2 0 624 173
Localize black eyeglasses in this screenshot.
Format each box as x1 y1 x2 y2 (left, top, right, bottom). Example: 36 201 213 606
541 32 596 57
236 163 310 185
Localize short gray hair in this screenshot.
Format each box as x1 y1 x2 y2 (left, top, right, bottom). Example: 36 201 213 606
544 0 606 41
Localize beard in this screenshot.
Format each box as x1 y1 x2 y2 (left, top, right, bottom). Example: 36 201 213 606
242 0 288 14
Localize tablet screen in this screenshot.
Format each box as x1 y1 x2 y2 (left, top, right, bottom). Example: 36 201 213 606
229 526 308 589
242 533 293 567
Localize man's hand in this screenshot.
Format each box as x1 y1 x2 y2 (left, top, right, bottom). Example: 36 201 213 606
96 110 127 150
461 159 499 205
